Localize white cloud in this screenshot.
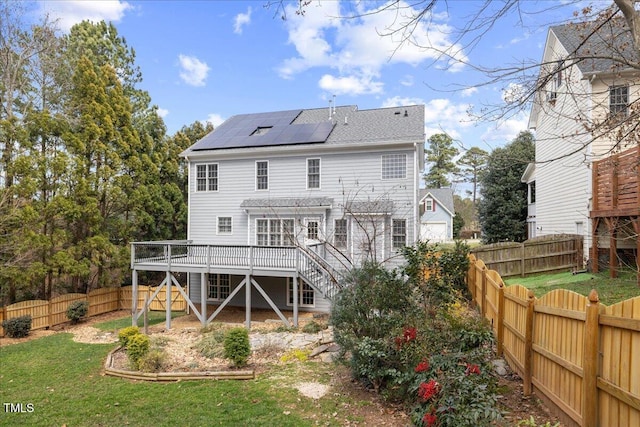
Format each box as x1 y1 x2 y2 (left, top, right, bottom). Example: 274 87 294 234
381 96 425 108
318 73 383 95
400 75 414 87
502 83 525 104
204 113 225 128
480 112 529 144
234 7 252 34
157 108 169 118
40 0 133 32
178 54 210 87
461 87 478 97
277 1 468 80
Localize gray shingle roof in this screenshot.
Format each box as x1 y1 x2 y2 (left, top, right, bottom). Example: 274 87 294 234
419 188 454 214
551 18 639 75
182 104 425 154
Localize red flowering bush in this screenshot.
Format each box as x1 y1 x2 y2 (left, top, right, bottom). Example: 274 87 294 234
422 412 437 427
417 379 440 401
465 363 481 375
403 327 417 342
415 359 430 373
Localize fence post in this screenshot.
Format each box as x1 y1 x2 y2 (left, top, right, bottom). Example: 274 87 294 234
521 242 526 277
481 267 487 318
582 290 600 427
523 290 535 396
496 280 505 356
467 256 476 302
48 299 53 330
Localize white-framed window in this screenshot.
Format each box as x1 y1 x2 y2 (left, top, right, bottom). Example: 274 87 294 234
392 219 407 250
381 154 407 179
547 60 564 103
287 278 315 307
256 218 295 246
217 217 232 234
425 198 434 212
307 158 320 189
208 274 230 300
610 85 629 117
305 219 320 241
196 163 218 191
334 218 348 248
256 160 269 190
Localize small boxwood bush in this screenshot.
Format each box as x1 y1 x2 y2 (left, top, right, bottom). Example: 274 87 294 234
118 326 140 347
66 300 89 324
126 333 150 369
223 327 251 367
2 315 32 338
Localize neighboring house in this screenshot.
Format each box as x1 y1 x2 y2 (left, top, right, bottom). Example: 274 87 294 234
526 18 640 262
418 188 455 242
131 104 425 328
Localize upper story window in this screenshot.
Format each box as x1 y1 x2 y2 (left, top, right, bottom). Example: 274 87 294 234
547 60 564 103
256 161 268 190
334 218 348 248
217 217 232 234
196 163 218 192
425 198 434 212
392 219 407 250
307 158 320 189
381 154 407 179
610 85 629 117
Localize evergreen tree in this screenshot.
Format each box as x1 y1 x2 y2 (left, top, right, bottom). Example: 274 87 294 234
423 133 459 188
456 146 488 204
477 131 534 244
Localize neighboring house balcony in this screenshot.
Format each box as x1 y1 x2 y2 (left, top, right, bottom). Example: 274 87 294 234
590 145 640 283
130 240 345 328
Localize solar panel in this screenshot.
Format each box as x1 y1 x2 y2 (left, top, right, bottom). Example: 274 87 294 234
190 109 334 151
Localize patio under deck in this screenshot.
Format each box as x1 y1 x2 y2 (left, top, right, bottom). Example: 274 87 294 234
130 241 342 330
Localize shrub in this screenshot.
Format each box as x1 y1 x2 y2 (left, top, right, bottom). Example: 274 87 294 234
138 349 166 373
223 327 251 367
126 333 150 369
118 326 140 348
66 300 89 324
2 315 32 338
301 320 325 334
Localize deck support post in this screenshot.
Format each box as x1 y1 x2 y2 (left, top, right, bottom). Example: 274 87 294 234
166 271 172 330
293 275 299 328
200 272 206 326
132 269 138 327
245 274 251 329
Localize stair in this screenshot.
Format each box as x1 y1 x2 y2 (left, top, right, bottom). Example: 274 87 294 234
296 248 344 301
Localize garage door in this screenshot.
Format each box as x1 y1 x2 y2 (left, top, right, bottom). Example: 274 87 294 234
421 223 447 242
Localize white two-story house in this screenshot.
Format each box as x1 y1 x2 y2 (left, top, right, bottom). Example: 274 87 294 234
527 18 640 266
131 104 426 328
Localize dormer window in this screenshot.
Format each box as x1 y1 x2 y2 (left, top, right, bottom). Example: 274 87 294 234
609 85 629 117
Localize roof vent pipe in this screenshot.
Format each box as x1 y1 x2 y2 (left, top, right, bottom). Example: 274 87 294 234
404 110 408 117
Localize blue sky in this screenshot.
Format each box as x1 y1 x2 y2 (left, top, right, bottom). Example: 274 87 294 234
35 0 580 181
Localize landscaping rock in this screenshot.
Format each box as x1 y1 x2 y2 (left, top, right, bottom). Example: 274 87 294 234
492 358 509 376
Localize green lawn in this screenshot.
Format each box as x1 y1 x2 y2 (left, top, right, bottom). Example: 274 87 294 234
94 310 185 331
0 332 370 427
504 270 640 305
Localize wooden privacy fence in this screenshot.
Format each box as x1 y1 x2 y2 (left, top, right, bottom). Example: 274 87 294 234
0 285 186 337
471 234 583 277
468 254 640 427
